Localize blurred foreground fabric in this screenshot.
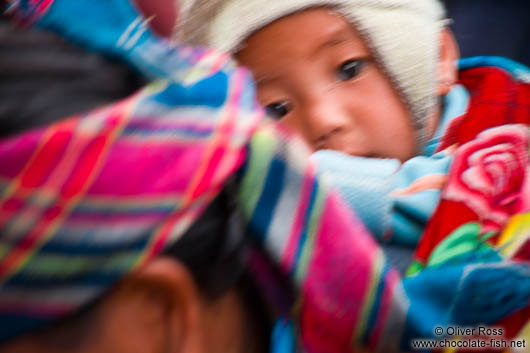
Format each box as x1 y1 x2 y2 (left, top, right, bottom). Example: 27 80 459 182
0 1 529 352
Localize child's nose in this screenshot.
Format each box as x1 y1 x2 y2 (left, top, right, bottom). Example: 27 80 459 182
300 93 350 149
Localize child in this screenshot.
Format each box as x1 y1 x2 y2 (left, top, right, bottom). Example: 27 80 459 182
175 1 530 249
174 1 458 255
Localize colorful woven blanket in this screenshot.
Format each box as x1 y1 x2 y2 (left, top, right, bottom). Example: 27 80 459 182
405 58 530 352
1 1 529 352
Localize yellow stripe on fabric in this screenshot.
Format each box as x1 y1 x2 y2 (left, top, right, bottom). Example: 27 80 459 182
497 213 530 257
135 68 242 267
3 89 143 284
353 248 385 345
295 184 325 284
0 244 8 261
180 70 239 207
239 127 277 219
24 252 138 277
182 50 230 86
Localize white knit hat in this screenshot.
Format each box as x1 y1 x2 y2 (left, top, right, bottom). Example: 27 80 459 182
174 0 447 147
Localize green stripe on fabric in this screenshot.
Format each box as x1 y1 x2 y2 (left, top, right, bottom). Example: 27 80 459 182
295 184 326 284
353 250 384 344
23 252 139 278
239 129 277 218
406 261 424 277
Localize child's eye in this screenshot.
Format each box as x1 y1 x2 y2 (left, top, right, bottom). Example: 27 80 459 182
336 59 365 81
265 101 292 120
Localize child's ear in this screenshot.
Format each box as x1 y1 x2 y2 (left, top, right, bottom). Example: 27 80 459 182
436 28 460 96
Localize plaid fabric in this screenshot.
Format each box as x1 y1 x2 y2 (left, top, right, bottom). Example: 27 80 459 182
0 48 263 342
1 2 530 352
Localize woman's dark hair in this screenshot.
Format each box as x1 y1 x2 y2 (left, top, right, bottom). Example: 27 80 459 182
0 18 145 138
164 177 249 299
164 178 273 351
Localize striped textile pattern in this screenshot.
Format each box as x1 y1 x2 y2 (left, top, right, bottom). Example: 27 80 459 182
2 1 530 352
0 51 265 341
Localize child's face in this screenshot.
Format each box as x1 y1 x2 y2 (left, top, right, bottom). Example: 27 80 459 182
237 8 417 161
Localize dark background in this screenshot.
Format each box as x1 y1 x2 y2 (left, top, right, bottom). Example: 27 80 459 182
444 0 530 67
